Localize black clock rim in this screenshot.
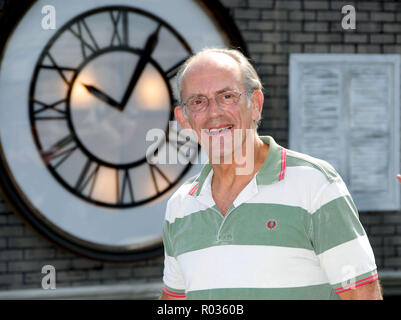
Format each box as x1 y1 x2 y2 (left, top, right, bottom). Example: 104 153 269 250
197 0 249 56
0 0 249 67
0 0 249 262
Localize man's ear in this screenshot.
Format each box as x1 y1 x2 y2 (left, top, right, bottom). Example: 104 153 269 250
250 89 264 121
174 106 191 129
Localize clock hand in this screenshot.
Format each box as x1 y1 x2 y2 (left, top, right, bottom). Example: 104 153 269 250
119 24 162 110
81 83 122 111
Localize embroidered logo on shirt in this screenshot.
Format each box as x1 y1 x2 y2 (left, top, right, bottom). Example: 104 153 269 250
267 219 278 231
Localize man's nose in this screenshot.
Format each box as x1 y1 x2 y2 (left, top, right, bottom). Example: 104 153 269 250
206 97 224 117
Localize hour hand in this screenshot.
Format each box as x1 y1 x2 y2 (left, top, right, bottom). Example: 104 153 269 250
82 83 122 111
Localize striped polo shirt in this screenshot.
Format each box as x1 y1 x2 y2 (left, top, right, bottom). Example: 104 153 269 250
162 136 378 300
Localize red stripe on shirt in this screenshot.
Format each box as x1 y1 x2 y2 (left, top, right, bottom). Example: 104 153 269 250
163 287 186 298
279 148 287 181
333 273 378 294
188 183 199 196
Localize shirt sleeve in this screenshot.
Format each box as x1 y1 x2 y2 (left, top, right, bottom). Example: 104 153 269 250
309 176 378 293
162 253 186 298
162 218 186 298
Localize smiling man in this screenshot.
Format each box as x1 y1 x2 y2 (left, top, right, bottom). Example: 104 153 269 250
160 48 382 300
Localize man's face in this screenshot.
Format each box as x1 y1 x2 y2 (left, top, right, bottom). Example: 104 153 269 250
175 54 260 162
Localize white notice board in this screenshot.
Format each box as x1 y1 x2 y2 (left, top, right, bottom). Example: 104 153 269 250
289 54 400 211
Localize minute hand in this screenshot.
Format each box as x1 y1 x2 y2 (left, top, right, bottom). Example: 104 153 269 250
119 25 162 109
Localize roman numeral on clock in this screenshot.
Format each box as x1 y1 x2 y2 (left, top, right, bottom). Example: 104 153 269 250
32 99 67 121
68 19 100 60
75 159 100 196
117 168 134 204
41 134 78 169
109 10 129 47
149 164 171 194
39 53 78 86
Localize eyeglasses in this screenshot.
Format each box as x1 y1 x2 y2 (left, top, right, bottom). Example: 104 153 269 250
183 90 247 113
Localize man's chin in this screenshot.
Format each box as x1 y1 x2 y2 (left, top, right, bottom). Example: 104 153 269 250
209 153 233 165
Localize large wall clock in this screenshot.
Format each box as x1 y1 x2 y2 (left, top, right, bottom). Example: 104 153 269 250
0 0 247 261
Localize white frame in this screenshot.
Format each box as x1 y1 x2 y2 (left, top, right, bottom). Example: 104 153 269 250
289 54 400 211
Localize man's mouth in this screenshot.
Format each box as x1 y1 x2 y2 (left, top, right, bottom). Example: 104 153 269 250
204 125 233 135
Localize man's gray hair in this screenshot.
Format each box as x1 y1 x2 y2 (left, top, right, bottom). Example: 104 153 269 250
174 48 263 129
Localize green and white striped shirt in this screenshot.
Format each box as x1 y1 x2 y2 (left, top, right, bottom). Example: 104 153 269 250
162 136 377 299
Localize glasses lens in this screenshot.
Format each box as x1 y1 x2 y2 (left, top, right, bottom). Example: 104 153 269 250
217 91 240 105
187 96 207 111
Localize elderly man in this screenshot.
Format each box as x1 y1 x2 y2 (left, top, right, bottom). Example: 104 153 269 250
160 48 382 300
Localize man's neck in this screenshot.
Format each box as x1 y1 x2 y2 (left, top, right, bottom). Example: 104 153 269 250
210 135 269 188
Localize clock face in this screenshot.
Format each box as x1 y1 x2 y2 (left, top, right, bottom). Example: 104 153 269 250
0 0 247 261
29 6 193 208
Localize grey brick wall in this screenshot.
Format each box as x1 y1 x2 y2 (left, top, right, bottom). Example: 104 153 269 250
0 196 164 290
1 0 401 293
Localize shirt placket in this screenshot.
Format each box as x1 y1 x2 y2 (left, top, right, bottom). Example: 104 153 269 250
196 177 259 243
213 204 236 242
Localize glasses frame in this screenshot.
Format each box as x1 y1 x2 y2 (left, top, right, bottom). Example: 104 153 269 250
182 90 249 114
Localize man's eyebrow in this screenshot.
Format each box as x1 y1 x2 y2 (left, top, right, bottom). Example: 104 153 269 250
197 87 235 96
185 93 205 100
216 87 235 94
185 87 236 101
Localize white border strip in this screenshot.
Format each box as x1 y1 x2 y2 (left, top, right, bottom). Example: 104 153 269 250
0 274 400 298
0 281 163 300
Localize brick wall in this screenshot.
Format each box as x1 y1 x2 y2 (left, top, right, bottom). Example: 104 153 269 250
0 196 164 290
1 0 401 293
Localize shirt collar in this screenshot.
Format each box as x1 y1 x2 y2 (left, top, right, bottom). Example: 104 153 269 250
255 135 287 185
188 135 287 198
